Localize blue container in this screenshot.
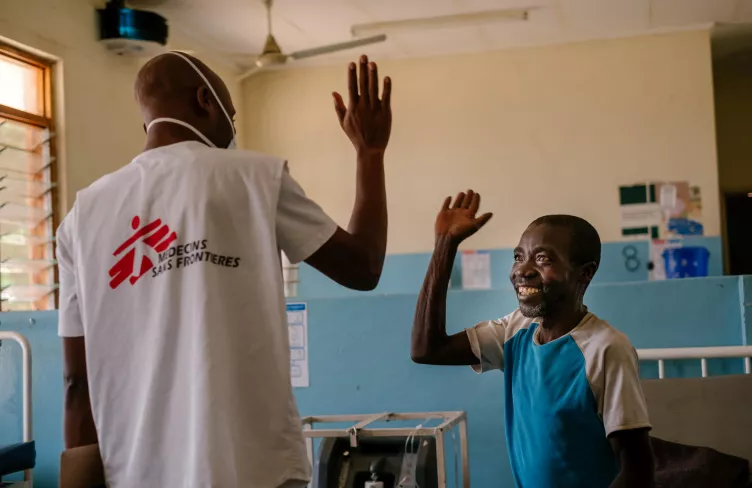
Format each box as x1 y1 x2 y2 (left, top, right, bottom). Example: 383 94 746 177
662 247 710 279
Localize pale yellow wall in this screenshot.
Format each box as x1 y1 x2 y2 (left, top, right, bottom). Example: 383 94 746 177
0 0 243 212
243 30 719 253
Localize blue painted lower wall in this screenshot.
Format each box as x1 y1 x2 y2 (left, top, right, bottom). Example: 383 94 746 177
0 273 748 487
296 236 723 298
0 311 62 486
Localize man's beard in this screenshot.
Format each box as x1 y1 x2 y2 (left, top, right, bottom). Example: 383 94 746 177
519 300 548 318
518 285 563 319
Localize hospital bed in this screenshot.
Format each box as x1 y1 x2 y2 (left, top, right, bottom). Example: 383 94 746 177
637 345 752 484
305 346 752 488
0 332 34 487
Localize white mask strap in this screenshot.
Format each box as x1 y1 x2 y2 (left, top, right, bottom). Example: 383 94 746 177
167 51 236 138
146 118 217 148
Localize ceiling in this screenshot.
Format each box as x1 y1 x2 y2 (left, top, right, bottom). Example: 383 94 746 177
123 0 752 71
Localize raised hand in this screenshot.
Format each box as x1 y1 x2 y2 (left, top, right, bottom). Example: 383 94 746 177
435 190 493 244
332 55 392 154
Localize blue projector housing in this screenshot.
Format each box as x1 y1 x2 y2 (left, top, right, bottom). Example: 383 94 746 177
98 1 168 46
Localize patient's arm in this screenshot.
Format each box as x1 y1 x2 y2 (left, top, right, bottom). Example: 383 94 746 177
411 234 477 365
608 428 655 488
411 191 492 365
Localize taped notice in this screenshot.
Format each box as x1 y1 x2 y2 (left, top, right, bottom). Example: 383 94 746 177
461 250 491 290
287 302 309 388
620 203 662 229
619 182 703 239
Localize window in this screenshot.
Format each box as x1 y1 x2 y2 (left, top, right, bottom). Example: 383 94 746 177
0 43 58 311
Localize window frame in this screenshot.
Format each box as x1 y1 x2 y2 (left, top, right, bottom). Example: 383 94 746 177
0 40 60 311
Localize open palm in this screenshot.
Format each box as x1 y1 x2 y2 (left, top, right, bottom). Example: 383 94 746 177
332 55 392 154
435 190 493 243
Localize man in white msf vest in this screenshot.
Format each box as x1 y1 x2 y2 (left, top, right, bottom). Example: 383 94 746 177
58 51 392 488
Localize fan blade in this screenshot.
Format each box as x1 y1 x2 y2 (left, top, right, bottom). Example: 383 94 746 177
289 34 387 60
238 65 262 82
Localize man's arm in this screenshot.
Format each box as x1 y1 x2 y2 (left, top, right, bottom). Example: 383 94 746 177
411 191 492 365
411 235 476 364
56 207 97 449
608 428 655 488
306 151 386 291
62 337 98 449
600 341 654 487
304 55 391 291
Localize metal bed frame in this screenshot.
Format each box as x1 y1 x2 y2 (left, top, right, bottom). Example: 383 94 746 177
636 344 752 470
0 331 33 487
301 411 470 488
637 345 752 379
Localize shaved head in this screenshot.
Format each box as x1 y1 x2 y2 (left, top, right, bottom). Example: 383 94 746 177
135 53 213 107
135 52 236 149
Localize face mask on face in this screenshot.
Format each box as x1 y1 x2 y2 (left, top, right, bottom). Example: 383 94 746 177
147 51 237 149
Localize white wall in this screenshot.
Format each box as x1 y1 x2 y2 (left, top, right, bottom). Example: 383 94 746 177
0 3 720 254
242 30 720 253
0 0 243 212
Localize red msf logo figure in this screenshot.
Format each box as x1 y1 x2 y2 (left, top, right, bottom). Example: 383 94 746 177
109 216 177 289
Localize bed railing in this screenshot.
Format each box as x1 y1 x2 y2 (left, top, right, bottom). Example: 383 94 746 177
637 345 752 379
0 331 33 484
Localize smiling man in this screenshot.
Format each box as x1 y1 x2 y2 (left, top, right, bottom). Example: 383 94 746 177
411 191 655 488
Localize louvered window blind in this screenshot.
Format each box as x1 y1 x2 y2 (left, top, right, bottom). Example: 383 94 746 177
0 43 58 311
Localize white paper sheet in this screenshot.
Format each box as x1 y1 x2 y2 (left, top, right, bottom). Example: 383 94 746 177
620 203 662 229
461 250 491 290
287 302 309 388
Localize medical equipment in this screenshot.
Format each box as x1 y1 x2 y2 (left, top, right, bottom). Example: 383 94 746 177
0 332 34 487
303 412 469 488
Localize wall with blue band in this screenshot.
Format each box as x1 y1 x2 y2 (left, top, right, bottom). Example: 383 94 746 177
0 263 747 487
296 236 723 298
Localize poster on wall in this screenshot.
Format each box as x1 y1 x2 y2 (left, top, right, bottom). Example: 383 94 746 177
619 182 703 239
461 250 491 290
649 239 683 281
619 183 661 239
287 302 309 388
655 182 704 237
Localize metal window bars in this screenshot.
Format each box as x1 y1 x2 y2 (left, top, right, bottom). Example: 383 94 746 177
0 331 33 486
301 411 470 488
637 345 752 379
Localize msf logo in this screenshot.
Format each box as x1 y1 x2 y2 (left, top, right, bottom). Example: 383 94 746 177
109 216 178 289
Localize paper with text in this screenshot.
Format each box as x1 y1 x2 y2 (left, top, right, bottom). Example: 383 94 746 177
287 302 309 388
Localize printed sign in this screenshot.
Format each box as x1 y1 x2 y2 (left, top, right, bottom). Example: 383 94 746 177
461 250 491 290
287 302 309 388
619 182 703 239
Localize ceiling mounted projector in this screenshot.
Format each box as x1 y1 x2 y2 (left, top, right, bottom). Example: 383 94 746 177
98 0 169 56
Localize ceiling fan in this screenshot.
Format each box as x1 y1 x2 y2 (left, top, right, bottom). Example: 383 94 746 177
238 0 387 81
